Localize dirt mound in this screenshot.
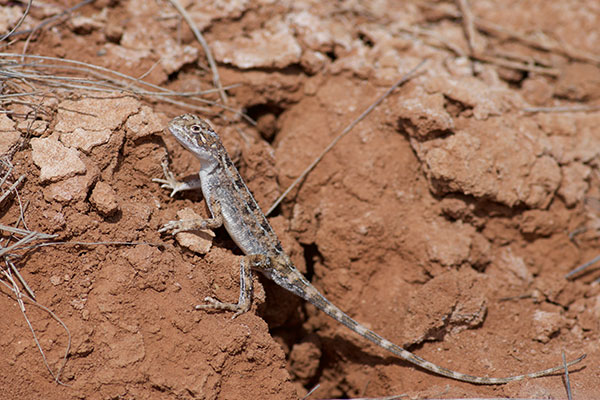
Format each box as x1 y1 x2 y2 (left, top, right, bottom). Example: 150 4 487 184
1 1 599 398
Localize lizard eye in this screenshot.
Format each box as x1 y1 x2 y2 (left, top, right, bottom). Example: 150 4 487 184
190 124 202 134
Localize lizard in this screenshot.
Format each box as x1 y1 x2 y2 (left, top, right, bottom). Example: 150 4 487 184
153 113 585 384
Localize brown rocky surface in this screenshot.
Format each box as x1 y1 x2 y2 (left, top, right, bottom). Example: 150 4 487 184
1 1 599 399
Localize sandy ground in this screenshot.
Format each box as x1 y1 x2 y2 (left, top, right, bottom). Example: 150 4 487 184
1 0 600 398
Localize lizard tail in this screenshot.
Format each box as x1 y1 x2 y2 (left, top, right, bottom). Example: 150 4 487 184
296 276 585 384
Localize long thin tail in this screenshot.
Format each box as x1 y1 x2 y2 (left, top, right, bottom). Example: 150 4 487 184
296 275 585 384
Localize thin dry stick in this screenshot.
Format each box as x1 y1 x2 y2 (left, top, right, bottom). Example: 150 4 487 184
523 105 600 113
0 160 18 194
0 164 71 384
565 254 600 279
396 25 466 57
0 228 57 299
498 293 536 302
473 53 560 76
167 0 228 104
423 2 600 65
0 0 32 42
10 170 30 235
474 18 600 65
265 59 428 216
117 84 240 97
493 48 554 68
327 396 405 400
3 0 92 41
0 160 13 187
0 91 43 99
397 25 558 75
0 271 71 386
301 384 320 400
21 0 94 57
19 239 158 251
8 259 35 299
0 172 45 302
0 223 54 240
0 268 71 385
0 232 145 384
563 351 573 400
456 0 477 54
0 54 252 122
3 239 157 298
27 296 72 385
0 174 25 205
0 230 54 256
124 58 163 90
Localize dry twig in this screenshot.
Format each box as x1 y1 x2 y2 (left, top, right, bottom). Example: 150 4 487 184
166 0 228 104
523 105 600 113
456 0 477 54
0 160 71 384
565 254 600 280
21 0 95 57
1 265 71 385
435 1 600 64
474 18 600 65
0 53 252 123
0 0 33 42
266 59 428 216
563 351 573 400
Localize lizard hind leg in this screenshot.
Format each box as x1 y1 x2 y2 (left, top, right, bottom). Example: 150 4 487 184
196 255 259 319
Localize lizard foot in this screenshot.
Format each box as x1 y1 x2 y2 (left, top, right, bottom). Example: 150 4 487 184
152 159 188 197
196 296 251 319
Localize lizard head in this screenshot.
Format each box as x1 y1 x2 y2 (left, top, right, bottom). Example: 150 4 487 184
167 114 224 164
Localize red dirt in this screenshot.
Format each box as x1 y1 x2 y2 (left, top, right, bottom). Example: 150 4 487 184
1 1 599 399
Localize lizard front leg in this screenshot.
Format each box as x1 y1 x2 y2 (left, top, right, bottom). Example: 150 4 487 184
153 159 203 197
196 254 270 319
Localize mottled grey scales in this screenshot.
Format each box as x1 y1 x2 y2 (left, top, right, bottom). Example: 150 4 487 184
154 114 585 384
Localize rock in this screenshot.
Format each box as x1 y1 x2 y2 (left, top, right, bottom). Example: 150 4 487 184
533 309 567 343
44 174 94 203
173 207 215 254
90 181 120 216
125 106 166 140
31 137 86 183
0 114 20 154
558 162 591 207
60 128 112 154
412 124 561 209
212 19 302 69
54 96 139 133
